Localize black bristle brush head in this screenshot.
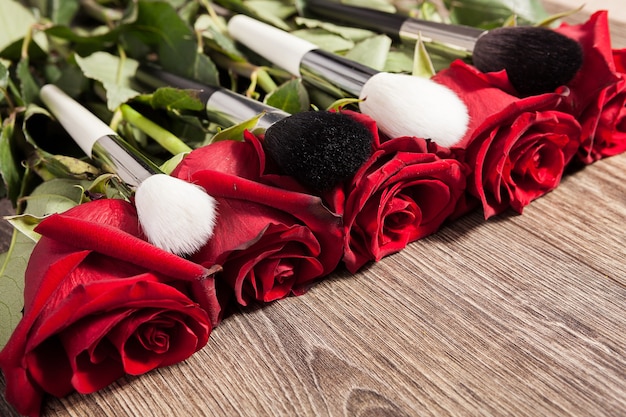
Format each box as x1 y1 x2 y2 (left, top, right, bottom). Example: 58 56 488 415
472 26 583 97
263 111 374 191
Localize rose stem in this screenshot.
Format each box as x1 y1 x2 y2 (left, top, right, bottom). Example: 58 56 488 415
119 104 193 156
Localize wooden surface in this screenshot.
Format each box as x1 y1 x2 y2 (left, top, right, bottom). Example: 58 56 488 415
2 2 626 416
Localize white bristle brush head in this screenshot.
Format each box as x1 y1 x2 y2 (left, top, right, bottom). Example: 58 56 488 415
358 72 469 147
134 174 218 256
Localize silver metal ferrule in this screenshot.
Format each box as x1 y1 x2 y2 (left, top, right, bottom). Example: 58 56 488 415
205 89 290 130
92 135 161 188
299 49 379 98
398 19 485 52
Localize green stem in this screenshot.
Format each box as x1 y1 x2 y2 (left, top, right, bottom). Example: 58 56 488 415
120 105 192 155
116 45 128 86
210 53 278 93
0 87 15 116
20 25 33 59
254 68 278 95
79 0 124 25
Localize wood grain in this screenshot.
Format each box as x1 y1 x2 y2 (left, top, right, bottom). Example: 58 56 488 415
2 2 626 417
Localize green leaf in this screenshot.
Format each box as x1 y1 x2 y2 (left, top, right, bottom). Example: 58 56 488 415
0 115 24 205
141 87 206 112
536 5 584 27
75 52 140 110
210 113 265 143
195 14 245 61
120 1 219 86
165 113 213 146
345 35 391 71
245 1 296 31
291 29 354 52
4 177 89 241
412 33 436 78
384 50 415 73
159 152 188 174
294 17 375 42
44 25 120 56
177 0 200 24
326 97 362 112
35 153 100 181
16 57 40 105
22 103 54 149
19 178 87 218
84 173 129 200
0 0 46 55
502 14 518 27
0 59 8 88
190 53 220 88
0 230 35 349
4 214 42 242
47 0 80 25
264 78 309 114
418 1 445 22
444 0 549 27
46 63 89 99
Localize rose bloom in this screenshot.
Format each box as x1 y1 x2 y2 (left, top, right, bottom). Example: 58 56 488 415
322 111 468 273
555 11 626 163
0 199 221 417
172 133 343 306
433 60 581 218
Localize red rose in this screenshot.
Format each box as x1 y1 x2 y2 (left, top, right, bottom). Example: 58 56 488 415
323 111 467 272
614 48 626 74
0 199 220 417
556 11 626 163
433 61 581 218
172 134 343 305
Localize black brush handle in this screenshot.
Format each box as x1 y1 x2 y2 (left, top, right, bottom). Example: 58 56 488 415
136 65 289 129
307 0 406 37
306 0 484 52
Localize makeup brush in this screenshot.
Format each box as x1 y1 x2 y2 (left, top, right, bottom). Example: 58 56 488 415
135 65 374 191
227 14 469 148
39 84 217 256
304 0 583 97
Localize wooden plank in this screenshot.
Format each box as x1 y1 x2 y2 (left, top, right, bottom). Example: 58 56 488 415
2 2 626 417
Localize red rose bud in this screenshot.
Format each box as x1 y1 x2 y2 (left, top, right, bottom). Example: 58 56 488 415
323 118 468 272
0 199 220 417
172 134 344 305
555 11 626 163
433 60 581 218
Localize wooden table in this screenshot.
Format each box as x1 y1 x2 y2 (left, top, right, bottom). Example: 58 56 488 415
2 2 625 416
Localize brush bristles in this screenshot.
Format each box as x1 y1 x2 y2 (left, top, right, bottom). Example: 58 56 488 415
135 174 217 255
473 26 583 97
358 72 469 147
264 111 374 191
